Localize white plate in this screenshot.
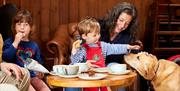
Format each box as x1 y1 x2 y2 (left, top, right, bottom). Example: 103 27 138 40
49 71 78 78
78 73 107 80
49 71 59 76
92 67 110 73
58 74 78 78
109 70 131 75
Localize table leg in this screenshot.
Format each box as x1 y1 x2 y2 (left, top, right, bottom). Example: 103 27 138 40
110 86 119 91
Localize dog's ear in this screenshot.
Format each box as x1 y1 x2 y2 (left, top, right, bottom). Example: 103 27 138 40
124 53 146 77
124 53 159 80
142 54 158 80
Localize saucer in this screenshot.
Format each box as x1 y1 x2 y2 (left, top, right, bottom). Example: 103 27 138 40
78 73 107 80
109 70 131 75
92 67 110 73
49 71 78 78
58 74 78 78
49 71 59 76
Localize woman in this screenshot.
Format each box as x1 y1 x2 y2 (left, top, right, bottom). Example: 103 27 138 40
99 2 141 65
99 2 147 91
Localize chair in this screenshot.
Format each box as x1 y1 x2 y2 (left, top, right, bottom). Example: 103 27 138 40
47 23 79 66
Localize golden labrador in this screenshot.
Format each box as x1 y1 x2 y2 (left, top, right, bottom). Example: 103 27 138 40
124 52 180 91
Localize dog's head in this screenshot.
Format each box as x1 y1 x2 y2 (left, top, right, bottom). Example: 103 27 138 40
124 52 158 80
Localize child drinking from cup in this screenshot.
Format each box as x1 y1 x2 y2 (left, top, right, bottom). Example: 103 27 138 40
2 9 50 91
70 17 141 91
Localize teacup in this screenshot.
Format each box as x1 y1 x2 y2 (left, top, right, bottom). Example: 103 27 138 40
74 63 89 73
64 65 79 75
53 65 79 75
53 65 66 75
110 64 127 73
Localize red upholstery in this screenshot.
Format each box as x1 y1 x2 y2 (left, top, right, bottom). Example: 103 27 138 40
167 55 180 65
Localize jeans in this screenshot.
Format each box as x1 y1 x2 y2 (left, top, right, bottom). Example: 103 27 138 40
64 88 82 91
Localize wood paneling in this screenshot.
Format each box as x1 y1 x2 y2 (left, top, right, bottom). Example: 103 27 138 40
0 0 154 63
69 0 79 22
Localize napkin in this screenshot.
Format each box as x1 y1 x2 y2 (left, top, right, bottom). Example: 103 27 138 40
25 58 49 73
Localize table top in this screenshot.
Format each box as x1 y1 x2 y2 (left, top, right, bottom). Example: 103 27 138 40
46 71 137 88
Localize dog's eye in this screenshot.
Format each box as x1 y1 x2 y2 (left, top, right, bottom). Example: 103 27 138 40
137 56 140 60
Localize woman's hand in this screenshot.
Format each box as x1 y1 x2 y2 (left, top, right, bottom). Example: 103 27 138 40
71 40 81 55
130 40 143 50
127 45 141 50
0 63 24 80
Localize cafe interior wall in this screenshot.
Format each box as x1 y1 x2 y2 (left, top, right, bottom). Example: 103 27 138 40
0 0 155 70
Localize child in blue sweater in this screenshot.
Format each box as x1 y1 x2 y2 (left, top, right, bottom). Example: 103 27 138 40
2 9 50 91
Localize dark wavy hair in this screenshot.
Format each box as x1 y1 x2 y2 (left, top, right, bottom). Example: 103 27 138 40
104 2 138 41
11 9 33 38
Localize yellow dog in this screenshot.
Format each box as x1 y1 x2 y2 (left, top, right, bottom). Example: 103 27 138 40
124 52 180 91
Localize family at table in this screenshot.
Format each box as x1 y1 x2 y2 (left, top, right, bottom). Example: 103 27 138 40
0 2 143 91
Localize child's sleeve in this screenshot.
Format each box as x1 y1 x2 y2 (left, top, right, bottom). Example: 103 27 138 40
101 41 128 56
70 47 86 64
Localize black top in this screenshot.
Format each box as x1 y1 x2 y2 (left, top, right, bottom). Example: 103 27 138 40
98 19 136 65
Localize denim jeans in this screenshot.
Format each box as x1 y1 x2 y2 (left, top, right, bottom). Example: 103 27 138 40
64 88 82 91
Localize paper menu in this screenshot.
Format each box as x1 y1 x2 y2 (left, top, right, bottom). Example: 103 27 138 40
25 58 49 73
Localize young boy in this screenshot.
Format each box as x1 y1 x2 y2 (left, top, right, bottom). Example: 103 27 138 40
2 9 50 91
70 17 141 91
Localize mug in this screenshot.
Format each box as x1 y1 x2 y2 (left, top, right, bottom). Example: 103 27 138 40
53 65 79 75
74 63 89 73
110 64 127 73
64 65 79 75
53 65 68 75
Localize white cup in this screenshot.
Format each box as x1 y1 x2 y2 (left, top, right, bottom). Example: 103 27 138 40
110 64 127 73
53 65 79 75
64 65 79 75
53 65 66 75
74 63 89 73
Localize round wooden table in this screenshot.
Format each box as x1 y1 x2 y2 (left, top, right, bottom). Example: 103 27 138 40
46 71 137 89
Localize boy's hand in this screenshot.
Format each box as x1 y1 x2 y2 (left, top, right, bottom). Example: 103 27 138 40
86 60 100 68
71 40 81 55
73 40 81 48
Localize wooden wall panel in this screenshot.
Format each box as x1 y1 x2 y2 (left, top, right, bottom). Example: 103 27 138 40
134 0 154 41
0 0 155 64
79 0 89 19
50 0 60 35
59 0 69 24
40 0 50 42
69 0 79 22
0 0 19 6
30 0 41 44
